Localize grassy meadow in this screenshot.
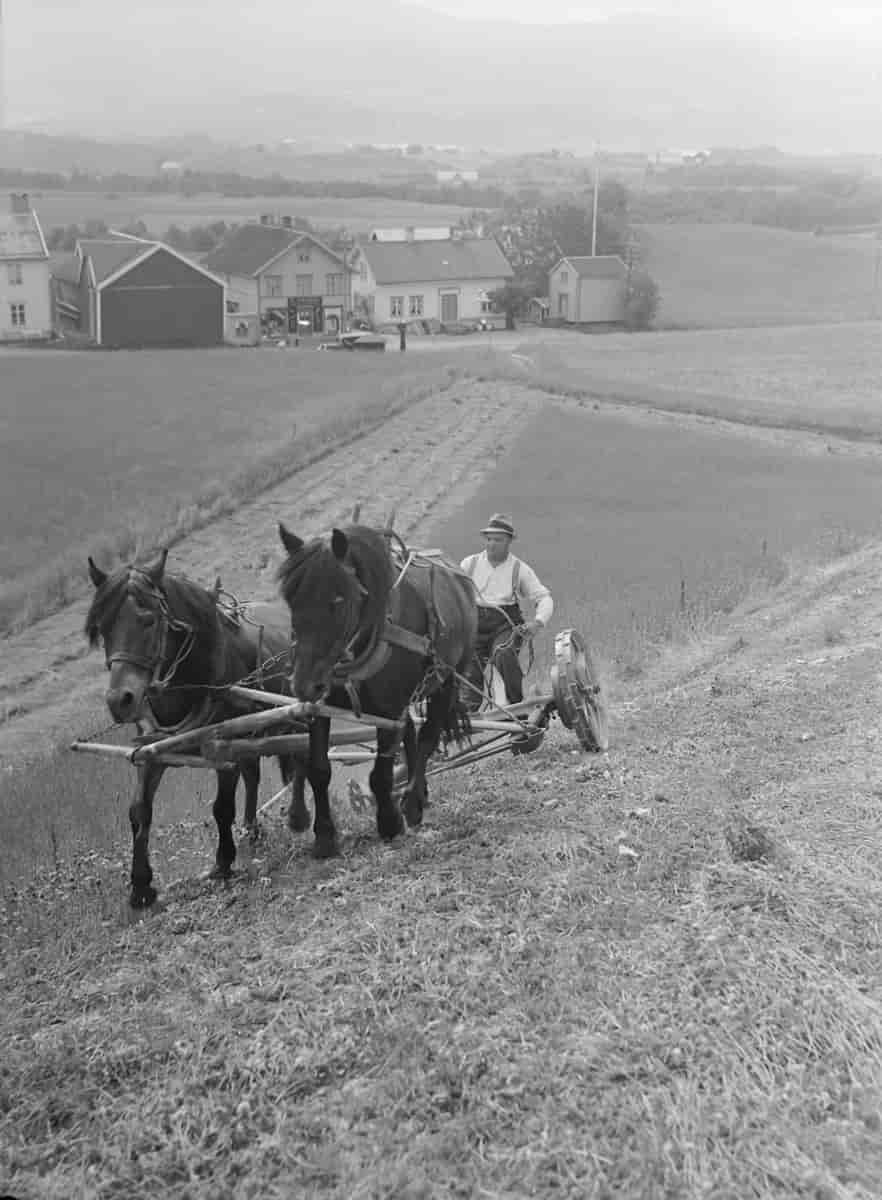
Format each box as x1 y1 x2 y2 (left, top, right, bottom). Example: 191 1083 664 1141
24 189 474 237
0 347 471 632
638 222 881 329
496 320 882 440
429 400 882 678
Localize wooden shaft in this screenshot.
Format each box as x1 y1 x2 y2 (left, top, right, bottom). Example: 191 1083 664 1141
202 728 375 762
134 701 311 759
69 741 232 770
227 685 402 731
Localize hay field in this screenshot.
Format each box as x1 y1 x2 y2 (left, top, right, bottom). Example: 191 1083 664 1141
638 222 880 328
428 401 882 674
497 320 882 439
0 347 470 632
26 189 474 236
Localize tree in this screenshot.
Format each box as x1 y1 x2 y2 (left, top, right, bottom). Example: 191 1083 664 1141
488 282 537 329
624 269 660 331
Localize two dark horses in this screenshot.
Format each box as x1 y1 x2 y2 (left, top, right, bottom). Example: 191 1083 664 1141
86 522 477 907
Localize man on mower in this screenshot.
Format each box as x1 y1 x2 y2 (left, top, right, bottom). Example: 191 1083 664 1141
460 513 554 709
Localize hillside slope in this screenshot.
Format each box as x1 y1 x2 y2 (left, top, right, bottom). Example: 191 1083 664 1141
2 534 881 1197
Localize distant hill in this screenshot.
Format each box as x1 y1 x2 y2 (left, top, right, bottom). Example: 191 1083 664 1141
5 3 882 154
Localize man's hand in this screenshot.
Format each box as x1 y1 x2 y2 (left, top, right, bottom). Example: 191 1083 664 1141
522 620 543 639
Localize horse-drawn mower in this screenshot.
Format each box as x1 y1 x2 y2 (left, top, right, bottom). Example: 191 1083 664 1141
71 517 609 907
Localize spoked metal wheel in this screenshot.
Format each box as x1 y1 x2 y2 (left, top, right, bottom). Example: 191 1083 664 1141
550 629 609 752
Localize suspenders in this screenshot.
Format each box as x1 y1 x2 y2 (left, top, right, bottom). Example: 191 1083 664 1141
466 554 521 604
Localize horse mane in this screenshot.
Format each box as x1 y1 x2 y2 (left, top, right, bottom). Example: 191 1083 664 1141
85 562 222 653
277 524 393 637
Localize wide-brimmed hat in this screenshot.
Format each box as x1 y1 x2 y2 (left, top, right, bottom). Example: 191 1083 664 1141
481 512 516 539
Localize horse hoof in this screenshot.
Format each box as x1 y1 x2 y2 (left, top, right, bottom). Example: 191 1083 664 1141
129 885 157 909
378 809 406 840
313 834 339 860
208 863 234 881
288 807 311 834
402 795 423 829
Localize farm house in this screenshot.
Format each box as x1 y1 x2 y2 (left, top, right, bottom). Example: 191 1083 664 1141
351 232 514 327
51 231 225 348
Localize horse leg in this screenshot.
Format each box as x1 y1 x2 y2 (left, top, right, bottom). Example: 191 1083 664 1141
403 679 456 829
210 767 241 880
129 760 166 908
393 711 418 793
241 758 261 841
370 727 405 841
307 717 338 858
283 753 311 834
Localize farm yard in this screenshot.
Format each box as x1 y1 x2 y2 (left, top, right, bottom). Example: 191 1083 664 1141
2 323 882 1198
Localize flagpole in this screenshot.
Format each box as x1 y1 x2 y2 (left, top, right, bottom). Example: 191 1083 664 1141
592 145 599 257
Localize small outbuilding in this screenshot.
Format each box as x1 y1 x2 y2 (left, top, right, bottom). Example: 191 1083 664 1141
548 255 628 327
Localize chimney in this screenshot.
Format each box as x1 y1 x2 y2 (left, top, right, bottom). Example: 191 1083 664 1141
11 192 30 214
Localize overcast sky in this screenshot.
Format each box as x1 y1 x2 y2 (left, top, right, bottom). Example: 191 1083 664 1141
410 0 882 37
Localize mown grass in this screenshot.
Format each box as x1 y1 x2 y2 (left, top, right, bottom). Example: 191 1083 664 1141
0 349 473 634
639 221 881 329
2 699 880 1198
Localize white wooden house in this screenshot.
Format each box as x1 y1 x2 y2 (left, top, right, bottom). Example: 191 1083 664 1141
0 193 51 341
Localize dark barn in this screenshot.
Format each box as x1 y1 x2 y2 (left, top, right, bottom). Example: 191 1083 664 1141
58 233 225 349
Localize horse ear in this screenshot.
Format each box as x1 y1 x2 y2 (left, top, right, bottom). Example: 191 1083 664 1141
331 528 348 561
279 523 304 556
88 556 107 589
144 547 168 584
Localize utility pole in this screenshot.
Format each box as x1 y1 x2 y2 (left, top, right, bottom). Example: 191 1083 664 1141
591 145 599 257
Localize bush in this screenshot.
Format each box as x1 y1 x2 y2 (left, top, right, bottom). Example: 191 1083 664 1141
625 269 660 331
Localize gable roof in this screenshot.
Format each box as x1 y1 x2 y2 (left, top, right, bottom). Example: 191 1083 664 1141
557 255 627 279
201 225 300 277
77 238 147 285
201 226 347 278
0 207 49 262
76 233 225 291
359 237 513 285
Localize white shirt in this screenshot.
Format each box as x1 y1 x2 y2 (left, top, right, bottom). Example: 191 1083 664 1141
460 551 554 627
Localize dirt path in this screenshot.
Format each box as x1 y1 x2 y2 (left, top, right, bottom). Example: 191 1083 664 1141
0 380 539 766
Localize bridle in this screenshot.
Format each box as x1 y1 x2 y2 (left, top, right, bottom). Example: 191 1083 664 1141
287 555 370 700
105 569 196 696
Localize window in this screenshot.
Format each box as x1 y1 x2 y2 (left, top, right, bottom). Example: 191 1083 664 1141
297 250 311 263
264 274 283 298
390 296 404 318
7 263 23 286
9 303 26 327
296 274 313 296
560 269 568 284
480 298 494 314
226 299 240 314
408 294 424 317
558 293 568 318
325 273 344 296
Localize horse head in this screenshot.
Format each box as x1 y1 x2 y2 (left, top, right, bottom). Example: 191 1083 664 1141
85 548 172 724
277 523 367 703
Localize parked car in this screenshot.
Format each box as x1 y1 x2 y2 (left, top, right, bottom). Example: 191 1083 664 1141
319 331 387 352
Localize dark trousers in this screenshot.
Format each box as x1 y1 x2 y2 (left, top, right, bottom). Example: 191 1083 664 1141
464 603 525 708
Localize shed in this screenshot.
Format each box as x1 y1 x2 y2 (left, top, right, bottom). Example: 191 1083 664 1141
548 255 628 326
